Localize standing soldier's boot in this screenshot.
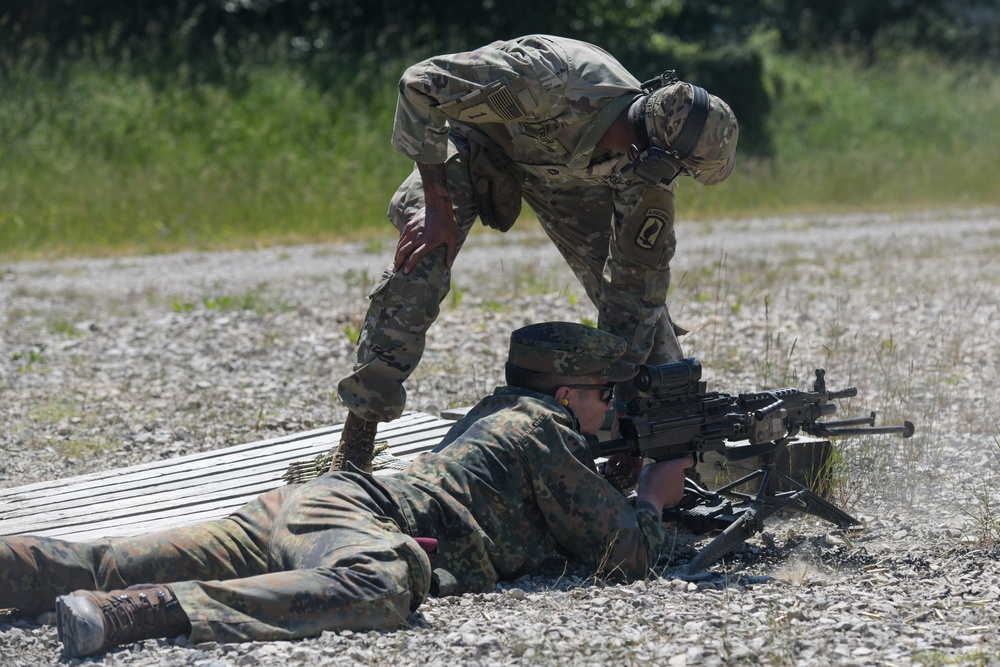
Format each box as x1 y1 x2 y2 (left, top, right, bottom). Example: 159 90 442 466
330 412 379 473
55 585 190 658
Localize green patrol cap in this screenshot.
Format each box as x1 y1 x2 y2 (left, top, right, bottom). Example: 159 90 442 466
644 81 739 185
508 322 638 382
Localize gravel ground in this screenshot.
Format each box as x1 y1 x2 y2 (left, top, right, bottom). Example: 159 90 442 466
2 208 999 666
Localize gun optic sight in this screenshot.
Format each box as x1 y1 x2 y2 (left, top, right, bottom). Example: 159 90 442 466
635 358 702 394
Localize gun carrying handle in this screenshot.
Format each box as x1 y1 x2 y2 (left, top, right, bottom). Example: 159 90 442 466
753 398 785 421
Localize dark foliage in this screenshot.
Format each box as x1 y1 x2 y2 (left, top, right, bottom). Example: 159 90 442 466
2 0 996 156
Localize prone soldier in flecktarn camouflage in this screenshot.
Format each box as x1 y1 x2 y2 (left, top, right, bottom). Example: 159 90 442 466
333 34 740 471
0 322 691 659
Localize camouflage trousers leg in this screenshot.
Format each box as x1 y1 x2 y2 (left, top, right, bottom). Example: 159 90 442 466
0 477 431 643
337 248 453 423
173 475 432 642
0 537 127 617
338 149 479 423
522 182 684 365
0 487 275 618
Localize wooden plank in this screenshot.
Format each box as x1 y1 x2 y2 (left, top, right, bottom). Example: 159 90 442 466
1 473 288 533
0 412 438 500
0 413 446 506
20 499 271 542
0 420 454 516
0 411 456 542
0 430 449 534
0 426 338 499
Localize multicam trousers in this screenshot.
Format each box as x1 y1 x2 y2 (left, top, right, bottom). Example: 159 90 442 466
0 473 432 643
337 138 683 423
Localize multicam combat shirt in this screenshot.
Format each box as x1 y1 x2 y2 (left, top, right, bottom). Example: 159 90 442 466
376 387 667 596
391 34 680 364
393 34 640 172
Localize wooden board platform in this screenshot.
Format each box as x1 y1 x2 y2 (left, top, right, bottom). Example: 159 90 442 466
0 406 835 545
0 412 457 542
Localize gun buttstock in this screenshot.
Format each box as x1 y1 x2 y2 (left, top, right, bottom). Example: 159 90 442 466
587 436 632 458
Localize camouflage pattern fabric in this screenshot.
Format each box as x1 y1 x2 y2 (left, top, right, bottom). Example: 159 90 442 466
339 35 701 422
338 134 480 422
507 321 636 382
392 35 639 169
0 387 665 643
377 386 668 596
643 81 740 185
0 474 431 643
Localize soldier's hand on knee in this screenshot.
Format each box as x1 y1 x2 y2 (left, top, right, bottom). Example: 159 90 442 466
394 206 460 273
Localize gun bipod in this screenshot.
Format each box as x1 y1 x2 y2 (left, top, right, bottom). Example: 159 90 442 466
668 445 859 576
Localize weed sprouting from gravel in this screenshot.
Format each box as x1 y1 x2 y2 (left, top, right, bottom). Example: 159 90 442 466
961 432 1000 550
10 345 48 373
2 214 1000 666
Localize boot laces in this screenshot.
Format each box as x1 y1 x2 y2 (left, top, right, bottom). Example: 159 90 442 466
100 589 176 645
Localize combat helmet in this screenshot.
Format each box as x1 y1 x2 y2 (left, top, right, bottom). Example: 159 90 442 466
626 71 739 187
507 322 638 383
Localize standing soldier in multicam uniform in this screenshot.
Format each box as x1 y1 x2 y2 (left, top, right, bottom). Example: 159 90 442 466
0 322 692 659
333 34 739 471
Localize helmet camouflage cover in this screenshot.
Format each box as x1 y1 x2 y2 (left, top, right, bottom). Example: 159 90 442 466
644 81 739 185
508 322 638 383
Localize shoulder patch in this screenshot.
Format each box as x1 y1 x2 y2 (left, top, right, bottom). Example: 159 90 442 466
636 208 669 250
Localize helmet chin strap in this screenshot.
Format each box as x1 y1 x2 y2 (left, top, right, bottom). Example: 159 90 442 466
623 72 711 189
665 84 710 160
621 144 687 188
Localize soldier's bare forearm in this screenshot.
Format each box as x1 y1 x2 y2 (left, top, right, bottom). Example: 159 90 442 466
417 162 453 218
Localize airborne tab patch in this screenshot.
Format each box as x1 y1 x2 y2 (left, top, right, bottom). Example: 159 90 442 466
636 209 669 249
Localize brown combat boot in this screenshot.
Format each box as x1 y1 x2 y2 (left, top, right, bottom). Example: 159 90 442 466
55 585 190 658
329 412 379 473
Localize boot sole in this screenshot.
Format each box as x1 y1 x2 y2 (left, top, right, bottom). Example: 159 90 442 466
55 593 105 658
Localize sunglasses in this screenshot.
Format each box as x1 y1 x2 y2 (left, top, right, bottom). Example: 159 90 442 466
562 383 616 403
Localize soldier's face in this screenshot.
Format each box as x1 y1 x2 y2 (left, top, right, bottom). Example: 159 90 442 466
565 380 615 434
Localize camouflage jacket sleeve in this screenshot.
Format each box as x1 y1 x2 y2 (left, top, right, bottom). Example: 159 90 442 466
518 405 668 580
600 180 678 363
392 35 640 167
412 388 667 585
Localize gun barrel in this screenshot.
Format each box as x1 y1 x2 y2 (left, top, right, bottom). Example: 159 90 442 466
828 387 858 400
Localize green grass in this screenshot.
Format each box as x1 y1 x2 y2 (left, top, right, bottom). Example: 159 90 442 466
1 49 998 259
0 58 409 258
169 289 291 315
681 51 1000 218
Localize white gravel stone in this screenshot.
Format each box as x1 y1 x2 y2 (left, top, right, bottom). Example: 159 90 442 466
2 209 1000 665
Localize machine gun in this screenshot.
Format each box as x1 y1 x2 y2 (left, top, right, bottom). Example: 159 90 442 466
589 358 914 575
